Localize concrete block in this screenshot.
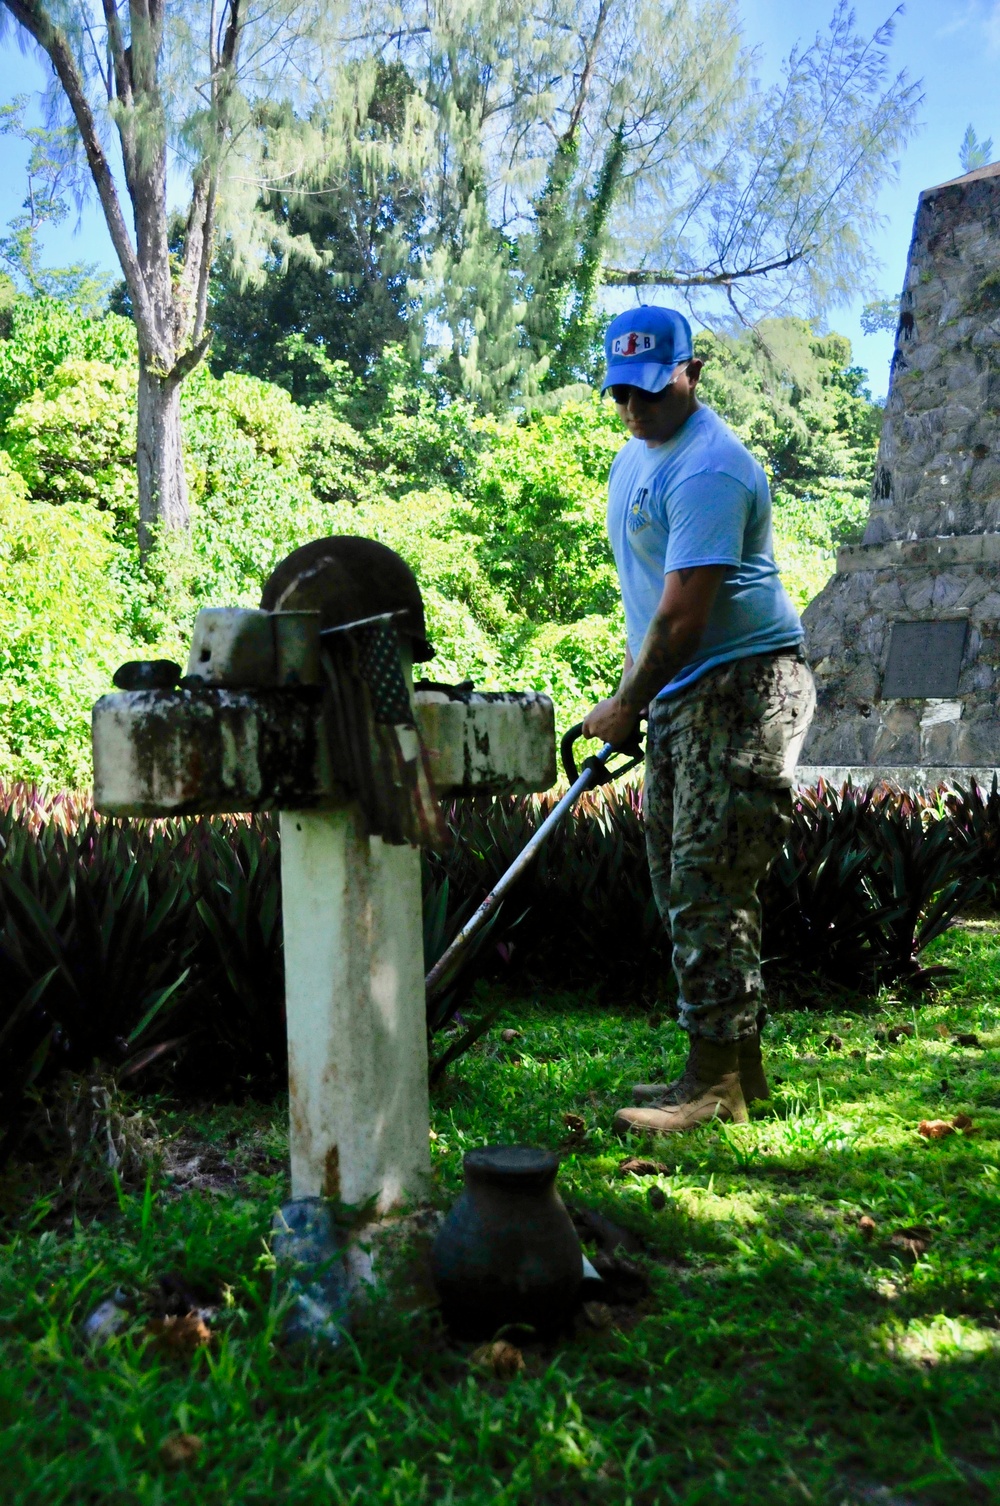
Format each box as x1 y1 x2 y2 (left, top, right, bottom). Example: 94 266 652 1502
92 687 337 816
185 607 322 688
274 613 322 686
414 690 556 796
186 608 276 686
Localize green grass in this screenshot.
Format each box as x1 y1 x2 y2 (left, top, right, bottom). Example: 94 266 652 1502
4 924 1000 1504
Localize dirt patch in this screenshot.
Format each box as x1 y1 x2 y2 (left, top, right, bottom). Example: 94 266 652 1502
162 1133 285 1197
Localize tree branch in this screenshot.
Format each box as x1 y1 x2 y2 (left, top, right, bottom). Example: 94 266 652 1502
100 0 131 106
165 332 212 387
176 0 243 349
0 0 167 360
564 0 611 143
601 247 816 289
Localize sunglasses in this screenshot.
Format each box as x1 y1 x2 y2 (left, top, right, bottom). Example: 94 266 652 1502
609 382 673 405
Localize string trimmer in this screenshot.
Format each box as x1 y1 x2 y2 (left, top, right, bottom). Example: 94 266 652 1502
424 720 645 1003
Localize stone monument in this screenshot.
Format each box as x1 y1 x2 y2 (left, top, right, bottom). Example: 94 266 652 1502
800 161 1000 785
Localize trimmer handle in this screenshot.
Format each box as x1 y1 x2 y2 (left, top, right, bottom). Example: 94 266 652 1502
560 720 645 786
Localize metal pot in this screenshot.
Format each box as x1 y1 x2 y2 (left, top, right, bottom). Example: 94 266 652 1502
430 1145 582 1338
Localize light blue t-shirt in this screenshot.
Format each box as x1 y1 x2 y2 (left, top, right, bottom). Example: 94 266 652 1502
607 404 803 699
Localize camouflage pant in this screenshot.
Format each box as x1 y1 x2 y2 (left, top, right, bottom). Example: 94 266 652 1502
644 650 816 1041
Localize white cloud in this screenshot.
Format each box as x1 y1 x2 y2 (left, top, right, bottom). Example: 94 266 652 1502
934 0 1000 52
935 2 976 39
984 0 1000 52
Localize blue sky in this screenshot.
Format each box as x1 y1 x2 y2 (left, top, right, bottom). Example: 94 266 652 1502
740 0 1000 393
0 1 995 398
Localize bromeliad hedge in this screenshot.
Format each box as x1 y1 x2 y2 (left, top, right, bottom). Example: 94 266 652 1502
1 778 997 1147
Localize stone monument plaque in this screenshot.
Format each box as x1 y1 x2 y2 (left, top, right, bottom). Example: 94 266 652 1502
881 619 967 700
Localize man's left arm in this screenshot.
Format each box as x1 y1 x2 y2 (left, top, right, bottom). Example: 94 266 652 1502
582 565 726 745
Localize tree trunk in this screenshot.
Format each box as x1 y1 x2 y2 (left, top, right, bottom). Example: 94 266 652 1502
136 360 189 552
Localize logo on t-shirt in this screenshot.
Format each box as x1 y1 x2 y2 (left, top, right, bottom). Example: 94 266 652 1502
611 331 654 357
627 487 651 534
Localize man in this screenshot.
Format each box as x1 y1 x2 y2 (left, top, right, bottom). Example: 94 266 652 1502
582 306 815 1136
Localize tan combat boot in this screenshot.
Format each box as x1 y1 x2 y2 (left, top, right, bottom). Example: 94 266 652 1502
632 1029 769 1106
615 1037 748 1137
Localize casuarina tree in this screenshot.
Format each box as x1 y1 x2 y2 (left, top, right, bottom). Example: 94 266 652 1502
357 0 919 404
0 0 331 548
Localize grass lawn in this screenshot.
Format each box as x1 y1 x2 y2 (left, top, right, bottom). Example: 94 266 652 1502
3 923 1000 1505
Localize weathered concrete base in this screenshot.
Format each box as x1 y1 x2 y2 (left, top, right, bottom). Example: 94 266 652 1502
281 807 431 1212
796 765 1000 790
93 684 556 815
93 687 337 816
415 690 556 795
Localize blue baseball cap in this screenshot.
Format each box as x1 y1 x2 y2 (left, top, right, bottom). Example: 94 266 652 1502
601 306 694 394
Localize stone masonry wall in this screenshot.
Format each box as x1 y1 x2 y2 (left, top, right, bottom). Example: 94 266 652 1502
866 166 1000 543
801 162 1000 770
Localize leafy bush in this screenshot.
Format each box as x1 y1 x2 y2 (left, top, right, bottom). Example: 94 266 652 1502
0 801 287 1143
0 299 882 786
430 781 985 1000
6 358 136 513
944 779 1000 903
189 817 287 1095
0 297 136 434
762 783 983 990
0 458 131 786
0 809 197 1156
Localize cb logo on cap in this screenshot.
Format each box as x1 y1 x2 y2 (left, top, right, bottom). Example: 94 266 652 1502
611 331 654 357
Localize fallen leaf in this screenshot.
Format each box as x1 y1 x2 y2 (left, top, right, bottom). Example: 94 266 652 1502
581 1301 614 1331
952 1113 975 1131
887 1024 915 1043
618 1157 668 1177
889 1226 932 1257
858 1215 877 1239
471 1340 524 1379
918 1119 955 1140
647 1185 666 1212
823 1033 843 1051
146 1313 212 1356
159 1433 203 1469
935 1024 950 1039
500 1028 522 1044
562 1113 586 1138
954 1032 980 1047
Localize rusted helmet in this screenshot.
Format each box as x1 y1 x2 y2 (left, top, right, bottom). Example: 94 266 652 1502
260 536 434 661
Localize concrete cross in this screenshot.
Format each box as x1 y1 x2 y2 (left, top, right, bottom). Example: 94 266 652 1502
93 602 555 1213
